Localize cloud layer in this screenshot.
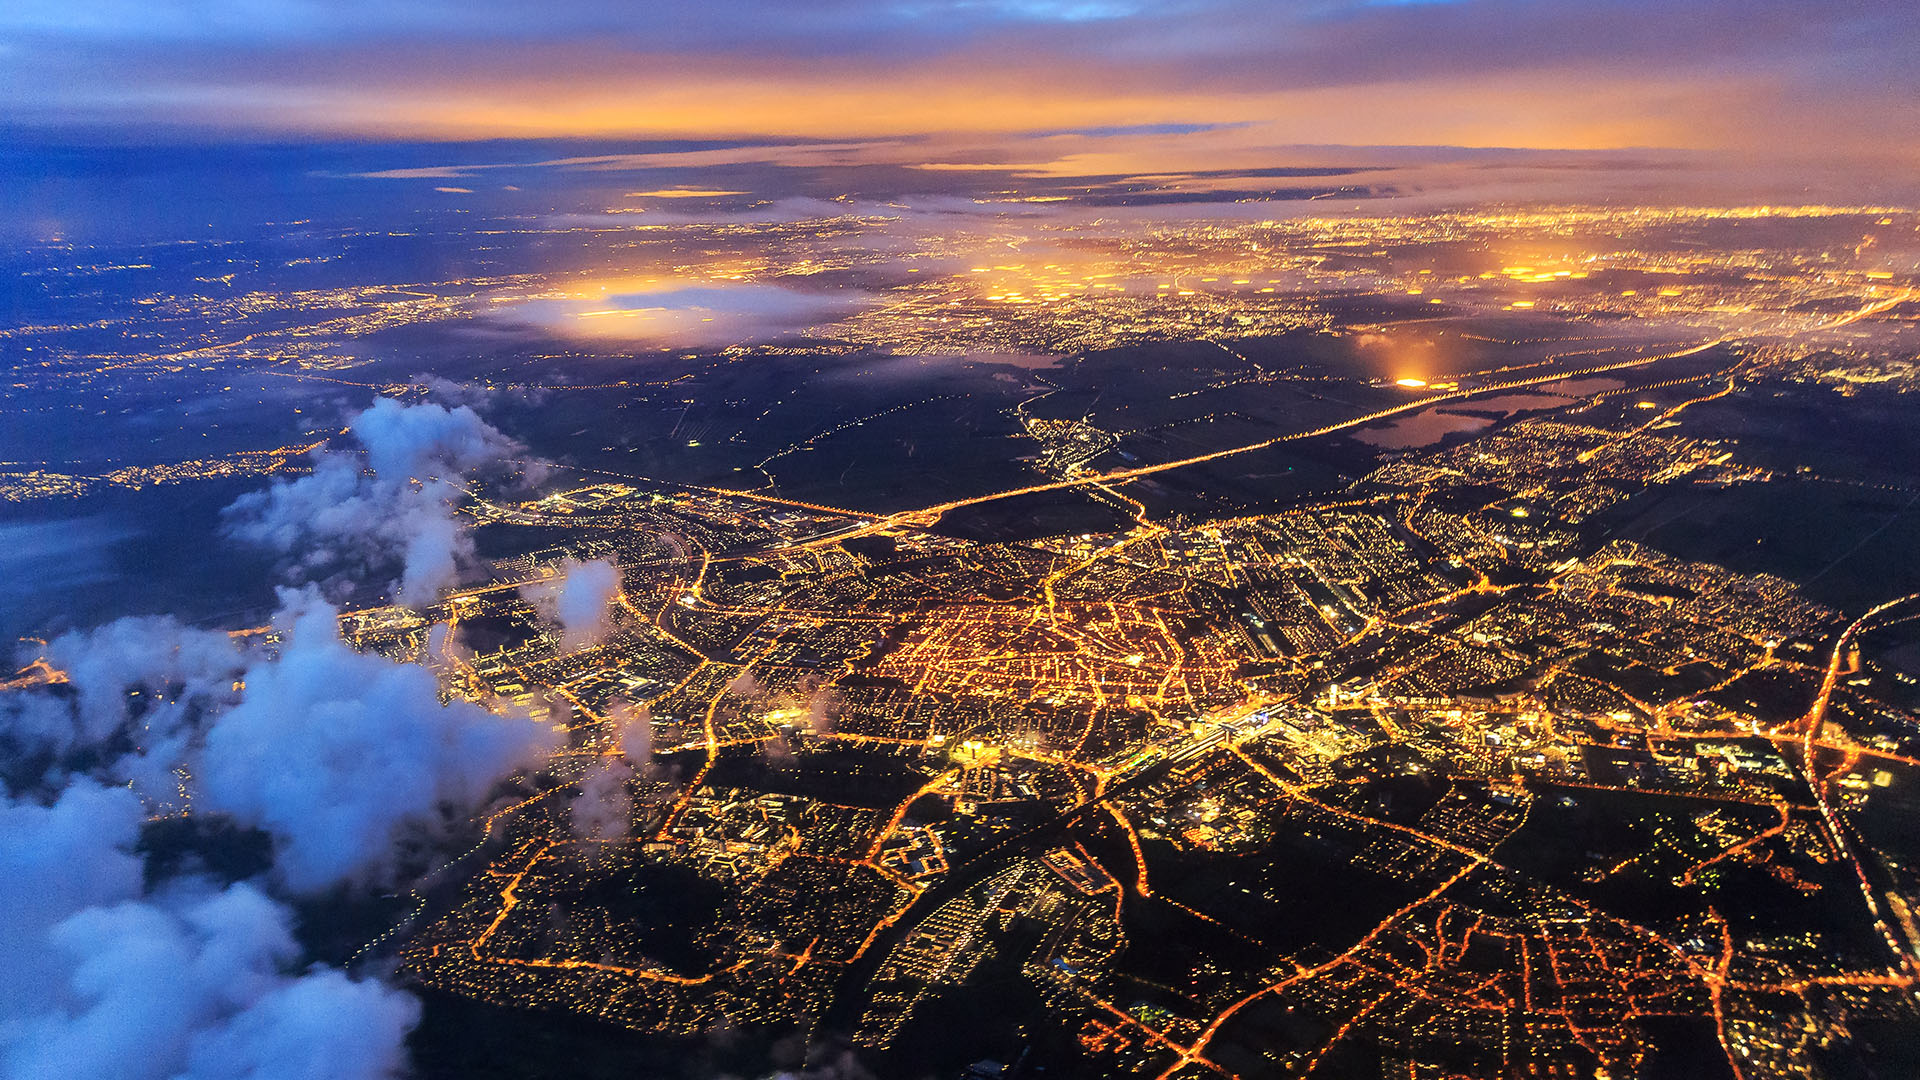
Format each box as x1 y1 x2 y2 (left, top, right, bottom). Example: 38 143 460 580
523 557 621 651
0 395 568 1080
1 588 562 1075
510 281 872 348
224 397 524 607
1 616 243 804
198 590 563 891
4 586 565 896
0 782 419 1080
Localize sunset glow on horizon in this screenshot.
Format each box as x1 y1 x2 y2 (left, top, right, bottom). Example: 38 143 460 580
1 0 1914 191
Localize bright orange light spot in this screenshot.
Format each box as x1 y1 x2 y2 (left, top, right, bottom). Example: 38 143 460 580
624 188 750 198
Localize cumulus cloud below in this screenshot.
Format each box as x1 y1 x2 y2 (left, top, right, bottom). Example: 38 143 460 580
0 588 564 1076
523 557 622 651
198 589 564 891
0 783 418 1080
351 394 523 481
0 400 581 1080
610 699 654 764
1 616 243 805
571 756 635 841
223 397 526 608
0 780 147 1024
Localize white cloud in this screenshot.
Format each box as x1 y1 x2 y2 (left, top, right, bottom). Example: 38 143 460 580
224 397 528 608
610 699 653 764
2 618 244 807
571 756 634 840
0 403 585 1080
175 968 417 1080
0 780 146 1025
0 781 417 1080
3 878 417 1080
523 557 622 650
197 590 563 891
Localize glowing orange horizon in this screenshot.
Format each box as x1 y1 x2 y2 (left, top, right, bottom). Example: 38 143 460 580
117 59 1914 168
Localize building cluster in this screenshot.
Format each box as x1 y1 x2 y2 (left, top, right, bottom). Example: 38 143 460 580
371 425 1920 1079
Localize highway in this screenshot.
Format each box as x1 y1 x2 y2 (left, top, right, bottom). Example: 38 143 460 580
777 287 1915 554
785 338 1734 550
1792 590 1920 980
